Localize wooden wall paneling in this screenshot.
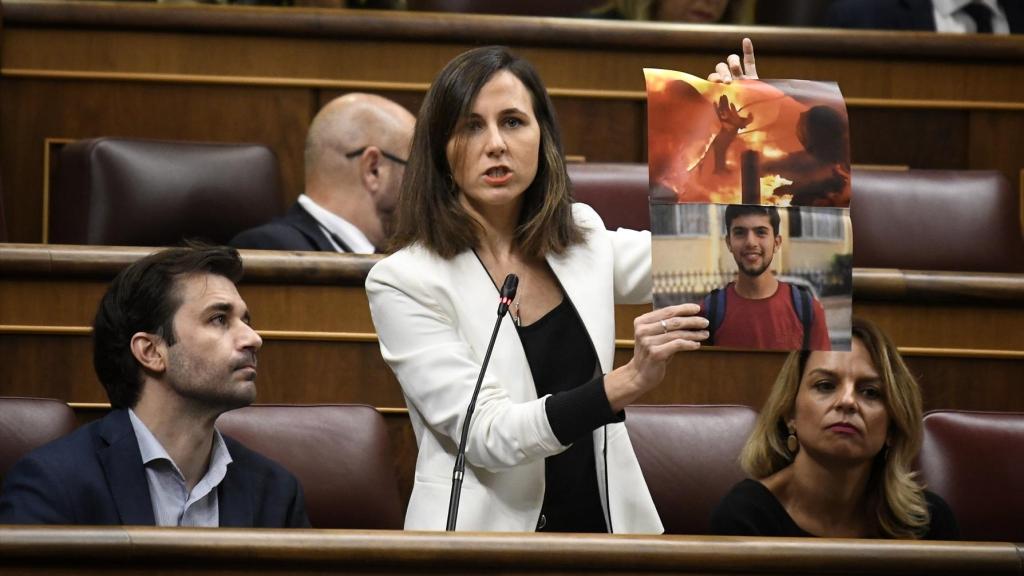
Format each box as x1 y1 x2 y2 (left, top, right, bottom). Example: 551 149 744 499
0 279 108 326
903 355 1024 412
0 333 103 403
2 247 1021 412
0 78 312 242
853 301 1024 351
846 107 970 171
968 109 1024 198
623 350 1024 412
3 330 1020 411
237 283 376 333
628 349 782 407
555 96 647 163
255 339 403 405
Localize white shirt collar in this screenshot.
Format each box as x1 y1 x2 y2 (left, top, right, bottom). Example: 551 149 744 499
932 0 1009 34
128 408 233 474
297 194 376 254
933 0 997 16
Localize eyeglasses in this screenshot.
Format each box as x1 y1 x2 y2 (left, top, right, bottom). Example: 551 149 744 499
344 147 408 166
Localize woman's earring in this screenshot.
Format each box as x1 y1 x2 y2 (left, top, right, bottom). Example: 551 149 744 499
786 425 799 454
444 173 455 192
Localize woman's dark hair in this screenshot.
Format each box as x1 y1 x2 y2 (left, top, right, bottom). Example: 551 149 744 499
389 45 584 259
92 243 243 409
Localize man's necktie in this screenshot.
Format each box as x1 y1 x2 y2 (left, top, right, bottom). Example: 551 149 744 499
962 2 995 33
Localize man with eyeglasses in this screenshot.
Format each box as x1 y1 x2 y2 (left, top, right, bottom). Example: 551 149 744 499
231 93 416 253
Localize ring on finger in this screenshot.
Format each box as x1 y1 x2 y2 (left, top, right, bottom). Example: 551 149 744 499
660 319 669 334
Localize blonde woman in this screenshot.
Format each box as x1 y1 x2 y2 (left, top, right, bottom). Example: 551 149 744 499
711 317 959 539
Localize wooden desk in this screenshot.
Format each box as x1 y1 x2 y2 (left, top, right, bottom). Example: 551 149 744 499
1 244 1021 412
2 1 1023 243
0 526 1020 575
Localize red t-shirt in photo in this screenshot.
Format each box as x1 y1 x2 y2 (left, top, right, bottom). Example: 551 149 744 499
708 282 831 351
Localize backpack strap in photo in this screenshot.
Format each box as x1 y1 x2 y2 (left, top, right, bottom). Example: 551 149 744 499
789 283 814 351
702 287 728 346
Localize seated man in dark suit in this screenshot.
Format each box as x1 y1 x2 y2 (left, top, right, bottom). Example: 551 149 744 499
826 0 1022 34
0 244 310 527
231 93 416 253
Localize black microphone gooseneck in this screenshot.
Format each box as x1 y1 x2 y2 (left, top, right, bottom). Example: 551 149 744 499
446 273 518 531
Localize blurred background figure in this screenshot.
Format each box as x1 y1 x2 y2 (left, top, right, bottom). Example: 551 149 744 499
588 0 755 23
825 0 1023 34
231 93 415 253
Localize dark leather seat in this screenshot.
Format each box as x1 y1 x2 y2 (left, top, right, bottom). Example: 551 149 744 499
216 404 403 529
0 397 77 478
625 404 757 535
51 137 282 246
568 163 651 231
918 410 1024 542
850 169 1023 272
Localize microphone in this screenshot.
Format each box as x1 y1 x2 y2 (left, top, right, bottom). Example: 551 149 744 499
446 273 518 531
497 273 519 316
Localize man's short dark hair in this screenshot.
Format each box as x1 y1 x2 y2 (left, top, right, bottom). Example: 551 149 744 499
724 205 781 237
92 244 244 409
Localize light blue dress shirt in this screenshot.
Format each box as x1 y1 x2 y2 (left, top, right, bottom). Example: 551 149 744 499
128 409 233 527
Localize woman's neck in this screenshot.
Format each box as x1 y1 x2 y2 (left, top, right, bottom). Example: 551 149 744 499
766 454 875 537
460 195 522 249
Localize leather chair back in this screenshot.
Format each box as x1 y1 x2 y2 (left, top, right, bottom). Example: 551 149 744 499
216 404 403 529
51 138 282 246
568 163 651 231
851 169 1023 272
918 410 1024 542
625 404 757 535
0 397 78 478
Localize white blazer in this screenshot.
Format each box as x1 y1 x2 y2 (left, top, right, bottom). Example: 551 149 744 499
366 203 663 533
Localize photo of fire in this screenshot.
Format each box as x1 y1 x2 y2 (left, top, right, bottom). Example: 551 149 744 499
645 69 851 208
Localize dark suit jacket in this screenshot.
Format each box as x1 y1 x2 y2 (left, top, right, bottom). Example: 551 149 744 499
229 201 338 252
0 409 310 527
826 0 1023 33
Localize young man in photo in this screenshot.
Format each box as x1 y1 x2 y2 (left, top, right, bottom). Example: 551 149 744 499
702 205 830 351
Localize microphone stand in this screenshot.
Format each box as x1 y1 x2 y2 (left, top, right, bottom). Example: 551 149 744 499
446 274 517 531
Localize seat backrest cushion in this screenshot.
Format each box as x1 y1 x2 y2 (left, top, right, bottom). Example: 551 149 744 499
851 168 1024 272
0 397 78 478
51 138 282 246
918 410 1024 542
216 404 403 529
568 163 651 231
625 404 758 534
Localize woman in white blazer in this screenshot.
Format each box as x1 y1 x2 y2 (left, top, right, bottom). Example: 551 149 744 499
367 43 758 533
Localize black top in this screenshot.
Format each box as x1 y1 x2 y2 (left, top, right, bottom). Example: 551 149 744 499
711 478 960 540
516 297 619 533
